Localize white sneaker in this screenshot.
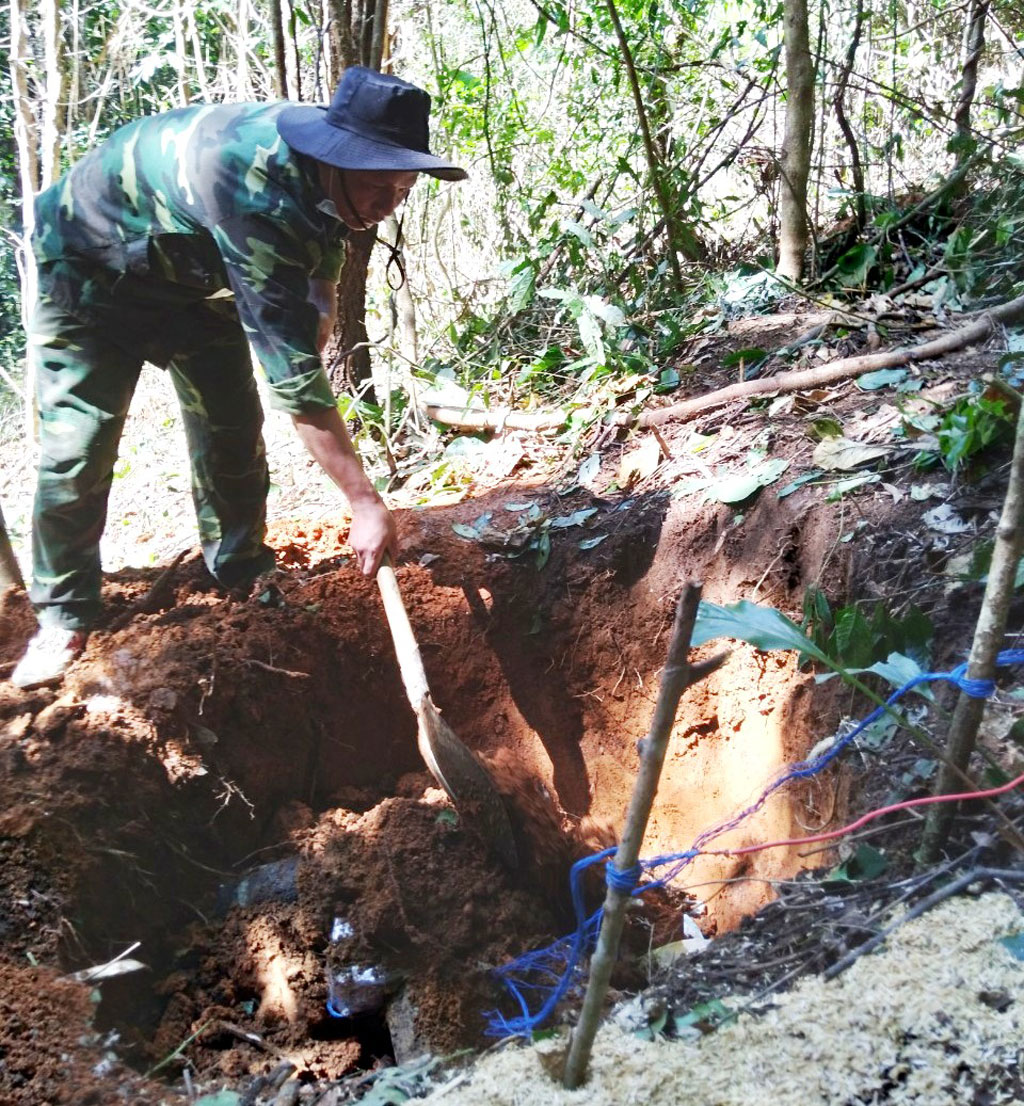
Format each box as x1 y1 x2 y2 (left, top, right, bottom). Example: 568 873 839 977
10 626 88 689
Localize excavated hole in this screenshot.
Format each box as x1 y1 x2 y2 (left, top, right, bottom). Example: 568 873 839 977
7 498 843 1083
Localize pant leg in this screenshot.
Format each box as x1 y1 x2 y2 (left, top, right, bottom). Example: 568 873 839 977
30 293 143 630
167 326 275 587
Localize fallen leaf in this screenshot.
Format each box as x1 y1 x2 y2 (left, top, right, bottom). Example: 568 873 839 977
618 437 662 486
812 437 891 471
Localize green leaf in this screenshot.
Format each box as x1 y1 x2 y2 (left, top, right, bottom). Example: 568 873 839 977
836 243 877 286
832 606 873 667
824 843 887 885
576 533 607 551
826 473 881 501
550 508 598 528
709 458 789 504
675 998 733 1030
195 1094 243 1106
534 531 551 570
692 600 831 666
999 933 1024 961
452 523 482 541
856 368 909 391
778 471 823 498
862 652 931 695
709 473 764 503
657 367 681 393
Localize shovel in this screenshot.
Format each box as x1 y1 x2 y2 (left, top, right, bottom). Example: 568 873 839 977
376 556 518 869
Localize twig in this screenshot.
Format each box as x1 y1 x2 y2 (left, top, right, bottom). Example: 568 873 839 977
823 866 1024 980
241 658 311 680
563 583 728 1088
213 1019 290 1061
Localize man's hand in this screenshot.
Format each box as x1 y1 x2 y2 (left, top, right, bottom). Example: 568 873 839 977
290 406 399 575
348 494 398 576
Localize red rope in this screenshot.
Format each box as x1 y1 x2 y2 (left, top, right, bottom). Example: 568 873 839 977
707 770 1024 858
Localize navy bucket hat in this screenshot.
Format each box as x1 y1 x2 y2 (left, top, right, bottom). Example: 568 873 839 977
277 67 467 181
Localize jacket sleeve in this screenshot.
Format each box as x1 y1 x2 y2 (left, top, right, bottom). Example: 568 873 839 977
212 212 343 414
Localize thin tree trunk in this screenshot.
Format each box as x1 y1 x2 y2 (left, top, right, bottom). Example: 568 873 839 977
368 0 388 70
287 0 303 99
11 0 41 439
917 398 1024 863
40 0 67 188
777 0 814 282
187 7 210 100
268 0 288 97
832 0 866 233
603 0 694 282
236 0 251 98
953 0 988 170
327 227 377 390
173 0 192 105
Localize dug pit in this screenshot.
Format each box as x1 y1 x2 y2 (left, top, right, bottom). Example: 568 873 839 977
0 484 847 1089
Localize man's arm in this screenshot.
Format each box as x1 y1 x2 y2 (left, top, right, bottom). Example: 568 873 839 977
297 277 397 576
290 405 398 576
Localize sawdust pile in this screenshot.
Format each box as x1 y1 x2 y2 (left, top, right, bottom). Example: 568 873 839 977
424 893 1024 1105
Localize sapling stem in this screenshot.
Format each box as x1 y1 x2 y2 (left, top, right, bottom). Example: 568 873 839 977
563 582 726 1089
918 397 1024 863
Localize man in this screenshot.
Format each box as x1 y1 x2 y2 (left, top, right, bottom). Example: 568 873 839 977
12 67 467 689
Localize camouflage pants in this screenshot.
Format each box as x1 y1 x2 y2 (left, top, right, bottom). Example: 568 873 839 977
30 281 274 630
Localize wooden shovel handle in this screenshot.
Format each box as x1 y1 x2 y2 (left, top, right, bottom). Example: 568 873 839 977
376 555 430 706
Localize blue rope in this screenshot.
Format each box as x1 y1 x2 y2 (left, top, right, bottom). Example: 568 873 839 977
606 862 642 894
485 649 1024 1037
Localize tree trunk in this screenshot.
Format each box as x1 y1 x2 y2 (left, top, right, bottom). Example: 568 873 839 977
268 0 288 97
321 0 390 389
832 0 866 233
326 227 377 391
173 0 192 105
603 0 697 282
236 0 251 99
954 0 988 169
40 0 67 187
777 0 814 282
11 0 41 438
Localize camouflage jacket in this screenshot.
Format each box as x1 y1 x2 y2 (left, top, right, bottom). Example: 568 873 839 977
33 102 348 413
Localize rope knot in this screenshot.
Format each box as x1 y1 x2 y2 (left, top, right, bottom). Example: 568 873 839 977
950 662 996 699
605 861 642 894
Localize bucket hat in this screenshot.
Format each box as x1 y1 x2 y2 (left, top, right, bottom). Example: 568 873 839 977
277 67 467 181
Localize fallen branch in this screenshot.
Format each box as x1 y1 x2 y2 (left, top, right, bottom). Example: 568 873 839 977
632 290 1024 427
422 292 1024 434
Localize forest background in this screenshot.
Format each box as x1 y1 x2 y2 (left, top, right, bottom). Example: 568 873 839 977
2 0 1024 493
